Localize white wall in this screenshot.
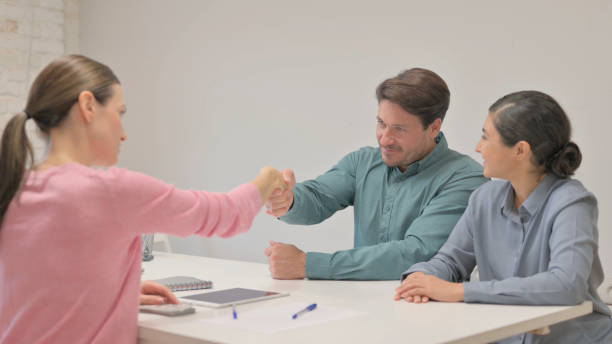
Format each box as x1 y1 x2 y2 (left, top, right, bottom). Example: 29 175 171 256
79 0 612 277
0 0 79 159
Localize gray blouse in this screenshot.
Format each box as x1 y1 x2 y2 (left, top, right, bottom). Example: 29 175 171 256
403 174 612 344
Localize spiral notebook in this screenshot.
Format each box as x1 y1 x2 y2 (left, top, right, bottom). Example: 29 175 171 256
154 276 213 292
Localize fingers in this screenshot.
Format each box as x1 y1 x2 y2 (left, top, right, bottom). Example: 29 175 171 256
267 188 290 200
281 169 296 188
264 240 278 257
394 291 429 304
264 168 290 193
273 175 289 191
412 295 430 303
265 241 306 280
140 294 166 305
265 188 292 217
395 278 429 301
394 279 413 296
395 294 414 303
267 206 290 217
400 287 427 300
395 283 407 294
140 280 161 293
141 280 179 304
267 244 280 279
266 191 292 209
253 167 288 204
394 288 404 300
394 274 431 304
269 188 284 196
164 289 180 304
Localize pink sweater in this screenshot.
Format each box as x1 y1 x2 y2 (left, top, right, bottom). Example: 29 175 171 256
0 163 262 343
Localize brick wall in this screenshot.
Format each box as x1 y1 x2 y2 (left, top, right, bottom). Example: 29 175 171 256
0 0 79 159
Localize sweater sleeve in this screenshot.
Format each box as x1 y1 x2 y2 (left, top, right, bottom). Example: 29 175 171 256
102 168 262 238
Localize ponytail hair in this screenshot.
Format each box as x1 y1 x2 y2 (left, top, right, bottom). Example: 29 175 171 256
0 55 119 226
0 112 34 225
489 90 581 178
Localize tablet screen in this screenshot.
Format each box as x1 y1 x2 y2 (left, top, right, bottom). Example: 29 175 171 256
181 288 285 306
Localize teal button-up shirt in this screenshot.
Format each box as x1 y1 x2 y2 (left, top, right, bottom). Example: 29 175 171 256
280 132 488 280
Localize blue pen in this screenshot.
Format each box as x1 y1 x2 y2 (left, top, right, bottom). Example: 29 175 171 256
232 304 237 319
292 303 317 319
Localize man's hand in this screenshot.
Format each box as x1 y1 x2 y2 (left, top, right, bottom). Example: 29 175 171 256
265 169 296 218
264 240 306 279
251 167 288 203
140 280 180 305
394 272 464 303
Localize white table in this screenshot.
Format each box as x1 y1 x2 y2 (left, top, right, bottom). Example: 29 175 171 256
139 252 592 344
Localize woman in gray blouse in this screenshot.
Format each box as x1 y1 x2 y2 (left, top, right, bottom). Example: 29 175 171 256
395 90 612 344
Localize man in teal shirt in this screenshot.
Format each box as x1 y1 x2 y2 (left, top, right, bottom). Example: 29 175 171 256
264 68 487 280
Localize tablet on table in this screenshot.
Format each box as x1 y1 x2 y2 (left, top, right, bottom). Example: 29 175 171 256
179 287 289 308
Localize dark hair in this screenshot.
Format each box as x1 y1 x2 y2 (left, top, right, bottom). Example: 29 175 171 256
489 90 581 178
376 68 450 128
0 55 120 226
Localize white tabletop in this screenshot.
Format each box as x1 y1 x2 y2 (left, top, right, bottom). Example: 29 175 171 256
139 252 592 344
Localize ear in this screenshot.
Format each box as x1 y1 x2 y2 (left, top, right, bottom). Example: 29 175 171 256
514 140 532 161
428 118 442 139
76 90 96 124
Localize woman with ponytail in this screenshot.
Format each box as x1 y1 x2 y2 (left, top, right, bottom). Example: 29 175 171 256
396 91 612 343
0 55 286 343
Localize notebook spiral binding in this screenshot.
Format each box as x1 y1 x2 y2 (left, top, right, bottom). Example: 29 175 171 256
154 276 213 292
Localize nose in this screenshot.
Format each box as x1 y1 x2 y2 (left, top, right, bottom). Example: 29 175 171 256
475 139 482 153
378 128 394 146
121 129 127 142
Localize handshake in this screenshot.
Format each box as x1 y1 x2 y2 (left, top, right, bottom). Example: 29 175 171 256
252 167 296 218
253 167 306 280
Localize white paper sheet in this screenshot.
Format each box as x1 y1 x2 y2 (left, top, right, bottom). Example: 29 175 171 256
201 302 365 334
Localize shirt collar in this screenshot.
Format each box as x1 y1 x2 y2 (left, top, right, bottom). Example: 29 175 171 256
501 174 559 222
391 132 448 178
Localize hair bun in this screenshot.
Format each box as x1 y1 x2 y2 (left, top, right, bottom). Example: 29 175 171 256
548 141 581 178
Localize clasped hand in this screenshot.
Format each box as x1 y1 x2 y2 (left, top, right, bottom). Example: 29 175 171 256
265 169 296 218
394 272 464 303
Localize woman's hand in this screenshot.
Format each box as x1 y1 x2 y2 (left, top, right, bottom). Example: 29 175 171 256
252 167 289 203
394 272 464 303
140 280 179 305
